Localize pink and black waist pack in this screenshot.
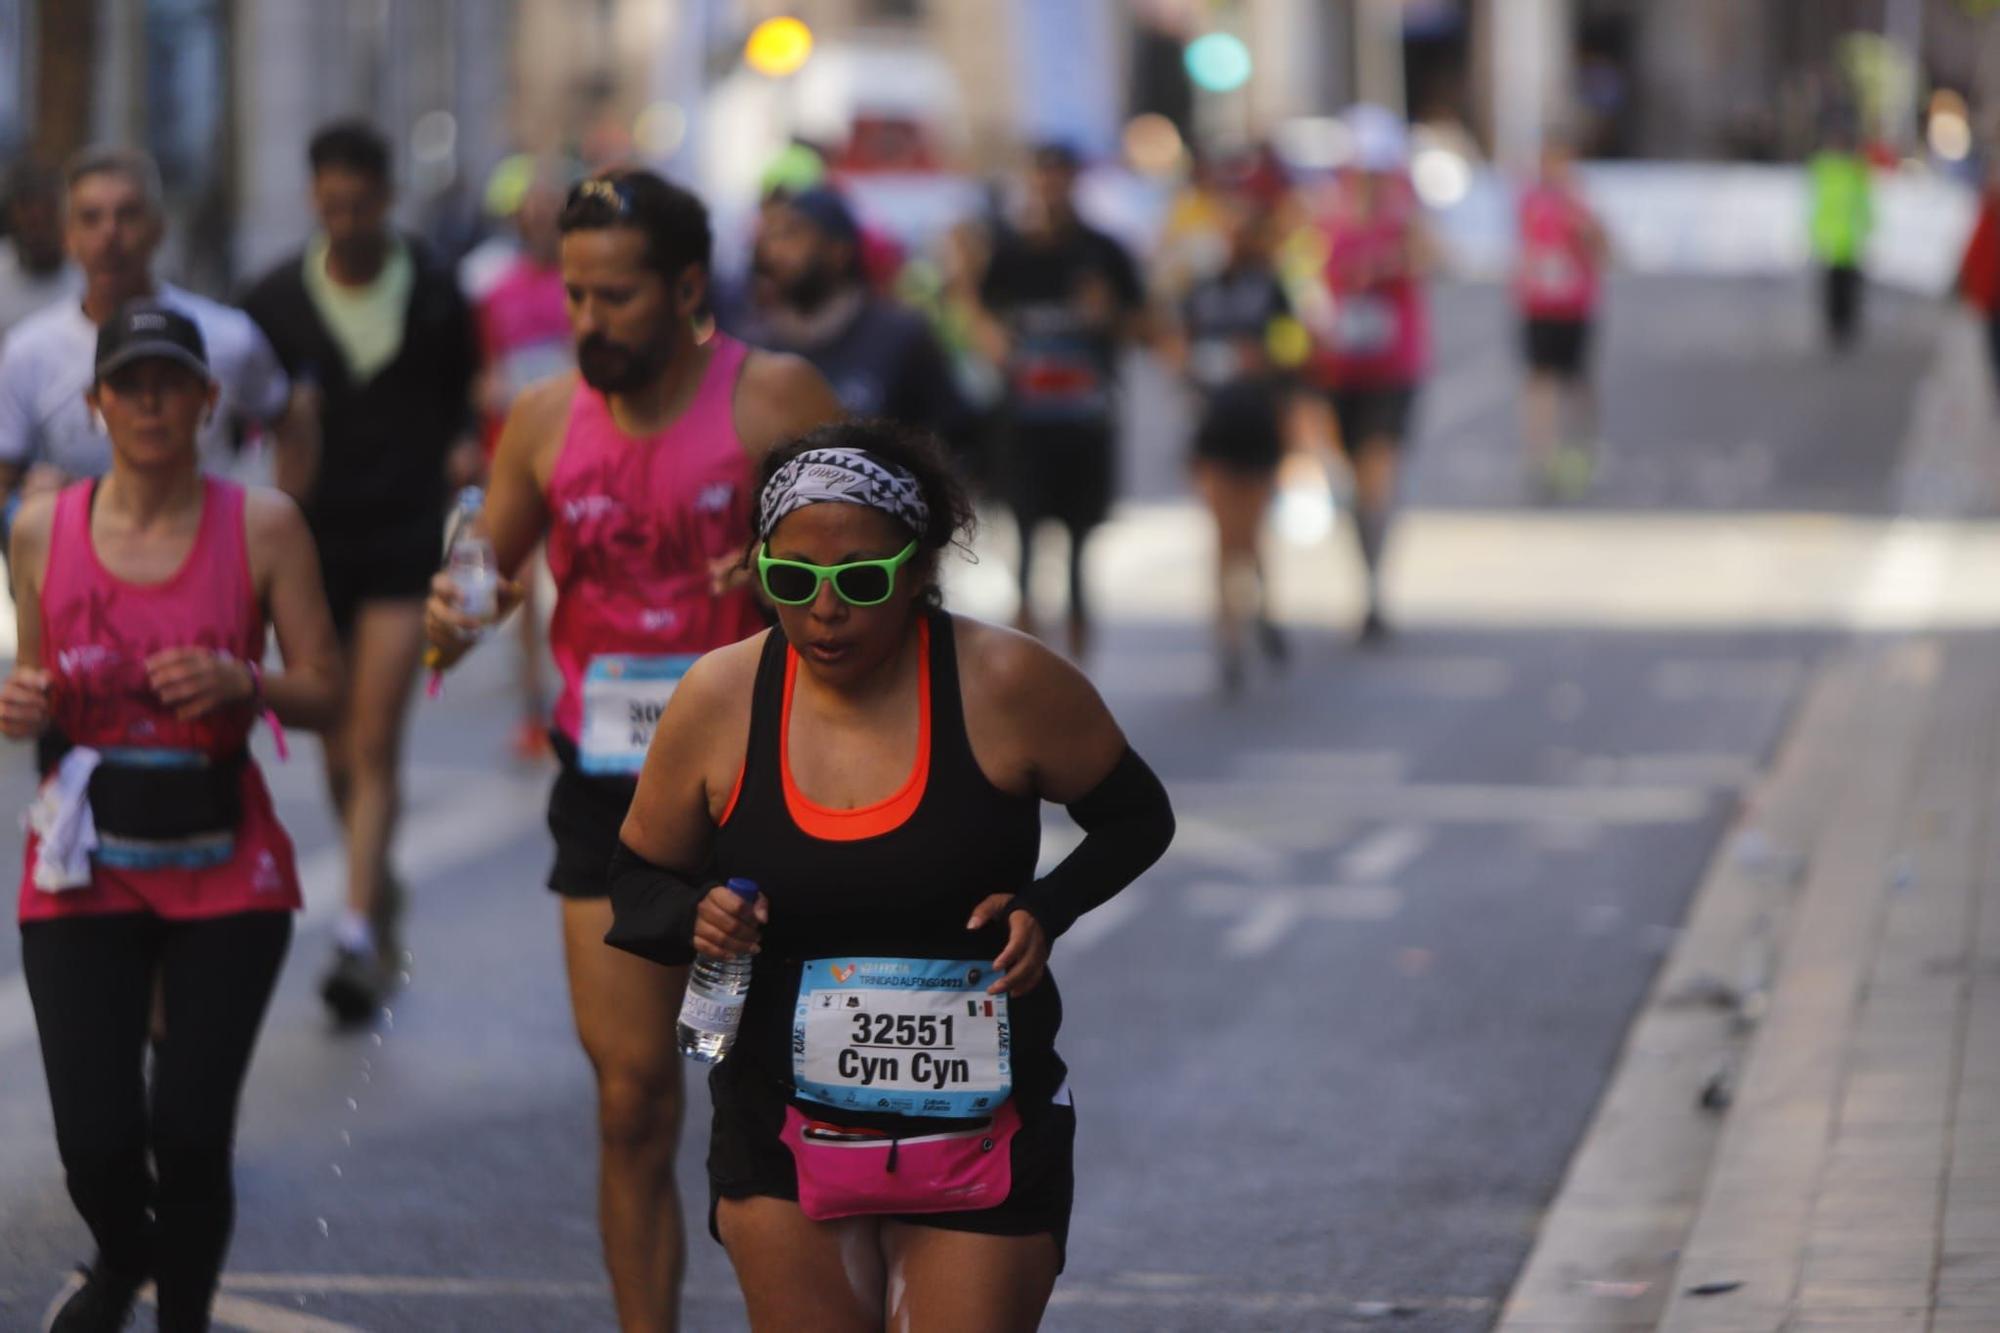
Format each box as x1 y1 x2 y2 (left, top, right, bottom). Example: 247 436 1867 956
780 1100 1022 1221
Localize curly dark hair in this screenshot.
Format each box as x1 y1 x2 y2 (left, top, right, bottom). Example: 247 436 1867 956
752 419 978 610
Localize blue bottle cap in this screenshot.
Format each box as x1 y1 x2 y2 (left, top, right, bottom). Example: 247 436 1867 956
725 877 760 902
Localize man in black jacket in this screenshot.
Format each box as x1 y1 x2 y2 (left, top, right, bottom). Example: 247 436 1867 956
242 120 479 1026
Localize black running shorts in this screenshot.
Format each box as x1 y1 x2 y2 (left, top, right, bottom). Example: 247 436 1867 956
545 733 638 899
313 517 441 641
1522 317 1592 378
1327 386 1417 454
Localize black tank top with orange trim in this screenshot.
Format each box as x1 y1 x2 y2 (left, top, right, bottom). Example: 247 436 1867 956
710 611 1062 1105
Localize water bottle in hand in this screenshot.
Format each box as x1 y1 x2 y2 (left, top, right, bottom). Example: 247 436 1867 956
677 878 760 1063
445 487 498 629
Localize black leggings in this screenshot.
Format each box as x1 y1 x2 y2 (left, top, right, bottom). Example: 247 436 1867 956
22 911 292 1332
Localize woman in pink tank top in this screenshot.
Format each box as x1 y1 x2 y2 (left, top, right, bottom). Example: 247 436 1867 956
0 302 340 1332
1306 115 1435 645
1515 141 1609 499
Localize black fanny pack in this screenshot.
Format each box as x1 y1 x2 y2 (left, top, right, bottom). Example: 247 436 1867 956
88 749 246 843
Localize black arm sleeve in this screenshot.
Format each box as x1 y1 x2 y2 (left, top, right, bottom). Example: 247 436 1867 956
1009 747 1175 940
603 840 711 967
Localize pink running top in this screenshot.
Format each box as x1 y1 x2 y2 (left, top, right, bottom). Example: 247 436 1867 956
20 478 301 922
479 257 573 404
1312 172 1430 390
546 334 766 742
1516 183 1600 320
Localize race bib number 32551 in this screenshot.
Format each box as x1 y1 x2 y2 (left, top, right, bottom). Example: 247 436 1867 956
793 958 1011 1119
579 654 698 775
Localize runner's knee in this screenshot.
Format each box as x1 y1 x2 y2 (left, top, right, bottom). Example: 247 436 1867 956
595 1069 682 1154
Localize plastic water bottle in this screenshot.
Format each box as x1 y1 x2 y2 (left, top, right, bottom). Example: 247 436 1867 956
676 878 760 1063
444 487 498 626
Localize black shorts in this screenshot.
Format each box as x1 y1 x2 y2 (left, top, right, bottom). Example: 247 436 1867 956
545 734 638 898
314 517 440 640
1002 421 1115 536
1192 381 1285 473
1522 317 1592 378
707 1085 1078 1270
1327 386 1416 454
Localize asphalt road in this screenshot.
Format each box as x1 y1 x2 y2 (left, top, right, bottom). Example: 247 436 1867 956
0 272 1947 1331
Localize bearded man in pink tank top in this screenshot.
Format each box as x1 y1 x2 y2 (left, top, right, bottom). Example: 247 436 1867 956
424 168 841 1333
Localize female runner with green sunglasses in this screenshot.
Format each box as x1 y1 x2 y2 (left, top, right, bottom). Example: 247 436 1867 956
606 420 1175 1331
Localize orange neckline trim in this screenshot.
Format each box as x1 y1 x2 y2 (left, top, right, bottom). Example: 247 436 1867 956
778 619 931 841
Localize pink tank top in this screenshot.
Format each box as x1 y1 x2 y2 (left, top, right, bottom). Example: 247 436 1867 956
1314 173 1429 389
1517 183 1599 320
19 478 302 922
546 334 766 743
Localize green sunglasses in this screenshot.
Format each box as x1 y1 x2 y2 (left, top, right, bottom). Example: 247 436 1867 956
757 540 919 607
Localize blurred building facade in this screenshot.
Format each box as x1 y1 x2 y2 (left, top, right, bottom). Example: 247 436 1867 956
0 0 1991 295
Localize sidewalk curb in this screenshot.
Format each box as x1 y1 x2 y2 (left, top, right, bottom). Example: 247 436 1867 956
1497 640 1933 1329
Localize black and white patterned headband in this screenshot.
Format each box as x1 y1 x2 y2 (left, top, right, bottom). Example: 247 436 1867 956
757 448 930 542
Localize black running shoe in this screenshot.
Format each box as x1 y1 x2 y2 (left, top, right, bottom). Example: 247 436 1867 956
1357 607 1393 647
1255 618 1290 667
45 1261 143 1332
320 945 382 1028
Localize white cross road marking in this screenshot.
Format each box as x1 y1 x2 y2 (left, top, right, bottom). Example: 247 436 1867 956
1173 780 1710 826
203 1270 1496 1318
1057 887 1149 953
1650 658 1804 702
1161 813 1296 879
1228 748 1410 783
1339 823 1431 881
1186 882 1404 956
1569 752 1761 788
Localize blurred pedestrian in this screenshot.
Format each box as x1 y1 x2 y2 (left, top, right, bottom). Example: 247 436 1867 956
969 143 1147 660
1515 137 1608 500
0 148 312 521
1306 107 1433 644
424 168 841 1333
4 303 341 1333
732 185 966 437
1165 193 1299 694
0 161 80 342
1807 121 1873 352
1955 157 2000 393
240 120 481 1027
475 169 573 762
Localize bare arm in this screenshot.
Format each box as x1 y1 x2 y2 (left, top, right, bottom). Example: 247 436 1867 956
0 495 54 740
268 383 321 503
424 376 562 666
732 350 846 460
245 489 343 730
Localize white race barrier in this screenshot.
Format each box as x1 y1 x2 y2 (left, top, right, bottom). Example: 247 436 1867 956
1432 161 1977 296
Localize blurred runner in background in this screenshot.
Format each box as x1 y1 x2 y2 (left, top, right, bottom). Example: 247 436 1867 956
1165 190 1301 695
241 120 481 1028
1305 107 1432 645
0 161 80 344
970 143 1147 661
731 185 967 439
1515 137 1608 501
475 168 572 761
0 149 311 515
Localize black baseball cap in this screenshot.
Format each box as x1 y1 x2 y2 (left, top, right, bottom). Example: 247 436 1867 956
94 300 210 382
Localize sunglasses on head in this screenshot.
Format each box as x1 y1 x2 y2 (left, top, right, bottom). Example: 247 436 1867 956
562 176 639 222
757 541 918 607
